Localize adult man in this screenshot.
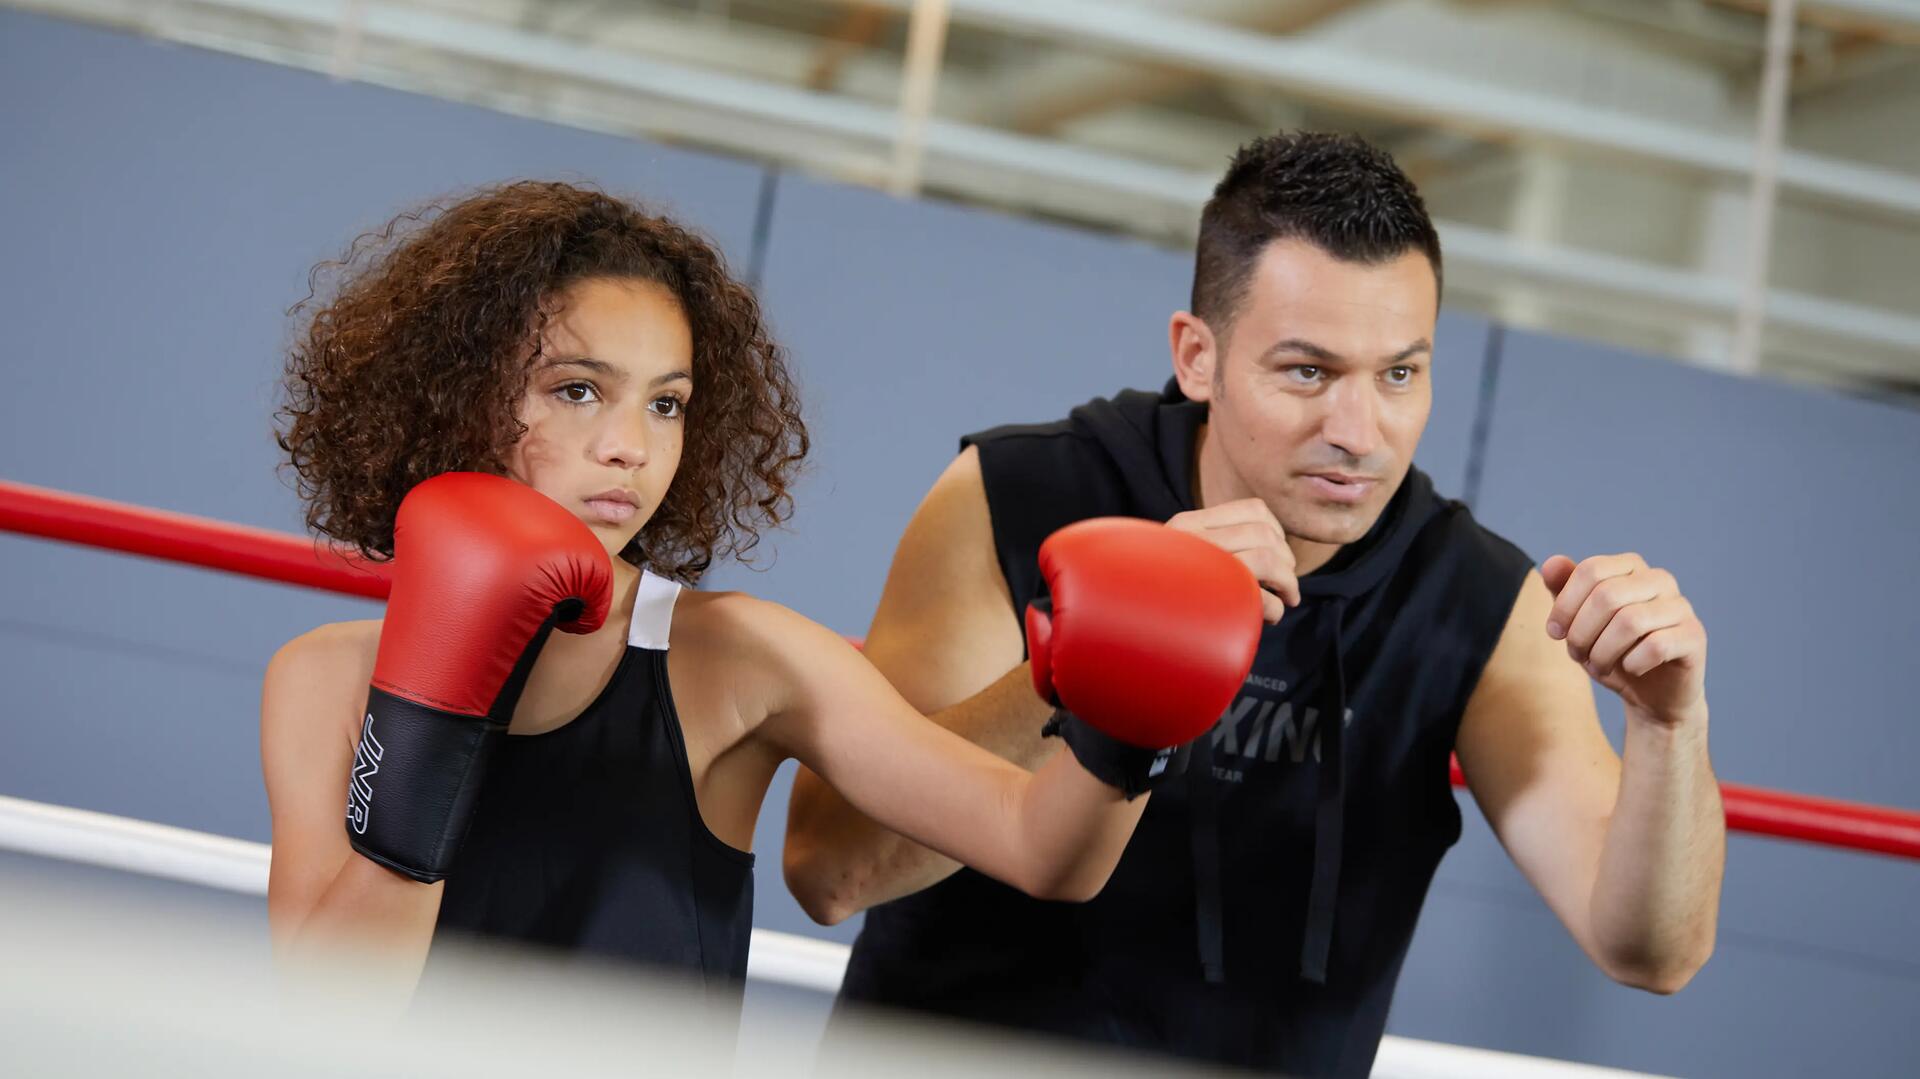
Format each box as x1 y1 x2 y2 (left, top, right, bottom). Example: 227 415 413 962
784 132 1723 1076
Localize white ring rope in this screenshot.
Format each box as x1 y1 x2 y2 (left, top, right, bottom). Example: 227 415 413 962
0 793 1665 1078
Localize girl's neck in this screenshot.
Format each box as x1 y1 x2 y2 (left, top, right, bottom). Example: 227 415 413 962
609 558 643 618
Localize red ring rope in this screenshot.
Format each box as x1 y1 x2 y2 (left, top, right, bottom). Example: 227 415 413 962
6 477 1917 862
0 479 390 599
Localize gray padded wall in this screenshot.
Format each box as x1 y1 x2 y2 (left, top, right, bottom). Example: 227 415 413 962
714 170 1495 940
1389 330 1920 1078
0 9 767 841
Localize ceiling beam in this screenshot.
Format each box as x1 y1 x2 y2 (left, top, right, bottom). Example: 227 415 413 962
852 0 1920 220
805 2 891 91
974 0 1371 134
13 0 1920 384
141 0 1920 363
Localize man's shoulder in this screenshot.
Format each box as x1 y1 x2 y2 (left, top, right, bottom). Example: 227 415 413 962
1403 486 1536 622
960 383 1160 452
960 390 1148 501
950 391 1158 604
1434 501 1530 573
965 420 1131 533
960 410 1096 456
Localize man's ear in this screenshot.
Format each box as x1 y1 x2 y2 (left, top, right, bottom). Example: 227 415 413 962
1170 310 1218 402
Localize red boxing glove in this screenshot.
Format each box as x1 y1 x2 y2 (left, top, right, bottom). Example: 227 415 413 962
1027 518 1261 796
346 472 612 882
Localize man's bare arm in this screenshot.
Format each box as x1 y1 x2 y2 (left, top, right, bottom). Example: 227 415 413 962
783 447 1054 924
1457 564 1721 993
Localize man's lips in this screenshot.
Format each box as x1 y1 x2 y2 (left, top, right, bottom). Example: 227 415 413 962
1301 473 1377 504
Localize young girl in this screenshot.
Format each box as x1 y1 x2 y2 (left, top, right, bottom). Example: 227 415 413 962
261 181 1256 1006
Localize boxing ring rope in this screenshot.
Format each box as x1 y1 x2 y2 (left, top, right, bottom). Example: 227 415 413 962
0 478 392 599
7 476 1918 862
0 792 1663 1079
0 792 849 993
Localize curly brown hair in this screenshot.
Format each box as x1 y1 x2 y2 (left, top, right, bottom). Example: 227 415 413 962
278 181 808 582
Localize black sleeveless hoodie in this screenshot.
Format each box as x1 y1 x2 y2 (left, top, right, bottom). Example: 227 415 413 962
837 381 1531 1077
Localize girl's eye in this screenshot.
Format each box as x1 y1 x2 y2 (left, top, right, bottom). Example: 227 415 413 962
557 382 600 405
650 396 685 419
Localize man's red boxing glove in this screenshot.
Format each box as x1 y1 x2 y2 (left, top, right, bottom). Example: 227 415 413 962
1027 517 1262 798
345 472 612 882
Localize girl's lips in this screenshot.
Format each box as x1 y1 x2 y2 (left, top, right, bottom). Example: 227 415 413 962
584 497 638 524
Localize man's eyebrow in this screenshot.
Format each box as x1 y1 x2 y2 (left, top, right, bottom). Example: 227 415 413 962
1260 338 1342 364
1387 339 1432 363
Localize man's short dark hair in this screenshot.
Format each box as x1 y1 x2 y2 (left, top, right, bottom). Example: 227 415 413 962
1192 131 1442 338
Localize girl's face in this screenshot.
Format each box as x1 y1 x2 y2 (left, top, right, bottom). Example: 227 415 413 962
505 277 694 561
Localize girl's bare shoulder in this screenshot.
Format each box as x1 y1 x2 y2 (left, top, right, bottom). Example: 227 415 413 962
262 620 382 741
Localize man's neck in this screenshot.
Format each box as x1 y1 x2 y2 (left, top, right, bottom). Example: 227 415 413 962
1191 420 1345 577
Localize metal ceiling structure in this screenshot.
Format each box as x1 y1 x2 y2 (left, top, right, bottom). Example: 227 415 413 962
8 0 1918 397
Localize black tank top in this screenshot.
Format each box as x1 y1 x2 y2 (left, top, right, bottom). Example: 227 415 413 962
430 571 755 995
837 383 1531 1077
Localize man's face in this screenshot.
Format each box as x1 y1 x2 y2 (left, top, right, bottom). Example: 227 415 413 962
1178 239 1438 546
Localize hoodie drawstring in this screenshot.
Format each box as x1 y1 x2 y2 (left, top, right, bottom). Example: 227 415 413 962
1300 597 1351 983
1191 727 1227 983
1191 596 1352 986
